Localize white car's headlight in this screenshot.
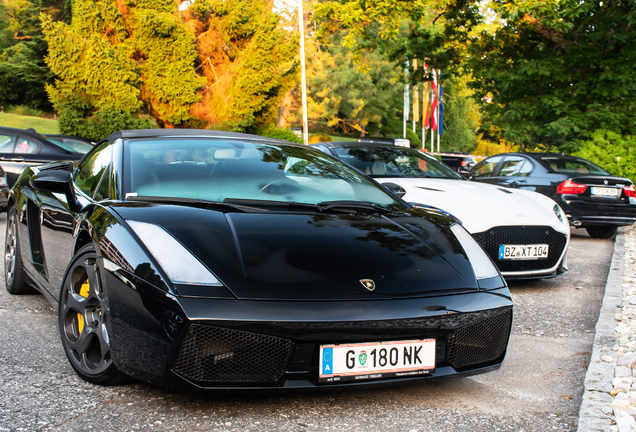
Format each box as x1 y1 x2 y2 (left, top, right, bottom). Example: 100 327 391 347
553 204 568 226
127 220 222 286
451 224 499 280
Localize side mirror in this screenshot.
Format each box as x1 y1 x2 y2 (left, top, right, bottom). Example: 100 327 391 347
382 182 406 198
30 169 84 213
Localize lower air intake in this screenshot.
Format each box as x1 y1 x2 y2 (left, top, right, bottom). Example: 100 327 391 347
472 226 567 272
173 325 294 384
447 308 512 370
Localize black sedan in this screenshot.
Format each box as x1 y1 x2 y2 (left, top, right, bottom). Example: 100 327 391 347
0 127 91 188
469 152 636 238
5 129 512 391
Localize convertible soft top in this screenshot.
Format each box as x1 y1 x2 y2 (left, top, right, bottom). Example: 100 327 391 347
102 129 293 144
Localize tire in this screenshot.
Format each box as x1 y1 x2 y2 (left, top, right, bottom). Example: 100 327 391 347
59 245 131 385
5 206 36 294
585 226 618 239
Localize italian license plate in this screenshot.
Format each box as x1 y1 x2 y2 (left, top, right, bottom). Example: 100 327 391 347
319 339 435 383
499 244 549 260
591 187 620 197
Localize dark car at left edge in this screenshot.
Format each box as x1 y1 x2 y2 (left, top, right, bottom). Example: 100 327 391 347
5 129 513 392
0 127 92 188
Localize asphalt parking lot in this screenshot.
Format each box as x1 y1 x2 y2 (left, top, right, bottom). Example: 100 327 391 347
0 215 614 432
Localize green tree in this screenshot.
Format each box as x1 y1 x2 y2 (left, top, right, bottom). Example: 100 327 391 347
0 0 68 110
183 0 299 133
469 0 636 150
42 0 203 138
306 31 404 137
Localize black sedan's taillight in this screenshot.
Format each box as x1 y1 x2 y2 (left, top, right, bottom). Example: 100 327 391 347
557 180 587 194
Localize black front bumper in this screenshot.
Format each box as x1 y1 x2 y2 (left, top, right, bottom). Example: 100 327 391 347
171 307 513 390
108 283 513 391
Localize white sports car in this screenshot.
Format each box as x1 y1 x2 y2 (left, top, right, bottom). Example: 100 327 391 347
313 142 570 279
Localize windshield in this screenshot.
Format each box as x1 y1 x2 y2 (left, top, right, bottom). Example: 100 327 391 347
122 138 401 207
332 146 463 179
538 156 610 175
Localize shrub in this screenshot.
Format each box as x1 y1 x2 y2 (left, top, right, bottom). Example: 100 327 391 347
59 104 156 141
308 134 333 144
406 129 422 149
574 130 636 184
7 105 43 117
258 126 302 144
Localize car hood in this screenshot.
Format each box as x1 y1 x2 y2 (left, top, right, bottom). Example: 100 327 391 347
378 178 568 235
114 204 480 300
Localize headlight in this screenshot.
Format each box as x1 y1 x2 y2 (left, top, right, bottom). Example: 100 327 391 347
553 204 568 226
127 220 222 286
450 224 499 280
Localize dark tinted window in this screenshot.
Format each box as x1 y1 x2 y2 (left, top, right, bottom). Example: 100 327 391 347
499 157 533 177
333 146 462 179
539 156 610 175
471 156 503 178
75 141 112 197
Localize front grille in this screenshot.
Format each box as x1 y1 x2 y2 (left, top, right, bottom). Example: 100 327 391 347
173 325 294 385
27 201 44 264
472 226 567 272
447 309 512 370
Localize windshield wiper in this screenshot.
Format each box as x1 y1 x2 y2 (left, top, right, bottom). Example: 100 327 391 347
129 196 260 213
315 200 392 214
223 198 392 214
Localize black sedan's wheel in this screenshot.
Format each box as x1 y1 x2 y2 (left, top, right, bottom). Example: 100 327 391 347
5 206 35 294
586 226 618 239
59 245 130 385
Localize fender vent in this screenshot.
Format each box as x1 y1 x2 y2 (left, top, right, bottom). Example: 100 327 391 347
27 201 44 264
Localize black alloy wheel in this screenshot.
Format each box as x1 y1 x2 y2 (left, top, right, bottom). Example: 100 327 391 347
586 226 618 239
59 245 130 385
5 206 35 294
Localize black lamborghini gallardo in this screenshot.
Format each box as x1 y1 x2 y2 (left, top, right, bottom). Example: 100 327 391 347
5 129 512 391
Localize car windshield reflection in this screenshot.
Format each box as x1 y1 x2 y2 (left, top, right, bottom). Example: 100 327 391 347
123 138 400 208
332 146 463 179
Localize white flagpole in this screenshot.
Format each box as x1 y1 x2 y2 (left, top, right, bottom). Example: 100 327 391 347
298 0 309 145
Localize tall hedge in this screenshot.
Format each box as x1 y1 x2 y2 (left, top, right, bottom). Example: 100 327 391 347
42 0 203 139
574 130 636 185
184 0 299 133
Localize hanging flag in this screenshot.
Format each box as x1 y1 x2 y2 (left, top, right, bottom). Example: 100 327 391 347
438 70 444 135
430 69 438 131
423 64 430 129
413 59 419 123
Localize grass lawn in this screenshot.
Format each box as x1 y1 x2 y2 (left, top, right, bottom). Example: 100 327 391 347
0 113 59 134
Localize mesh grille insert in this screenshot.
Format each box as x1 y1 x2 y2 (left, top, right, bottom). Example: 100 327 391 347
472 226 567 272
447 309 512 370
173 325 294 384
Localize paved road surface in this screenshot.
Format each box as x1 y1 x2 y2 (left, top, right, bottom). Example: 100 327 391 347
0 215 614 432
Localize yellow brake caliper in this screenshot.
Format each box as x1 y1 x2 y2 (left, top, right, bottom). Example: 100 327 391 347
77 279 90 333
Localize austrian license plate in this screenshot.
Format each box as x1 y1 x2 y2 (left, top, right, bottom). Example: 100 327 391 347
499 244 549 260
591 187 620 197
319 339 435 383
